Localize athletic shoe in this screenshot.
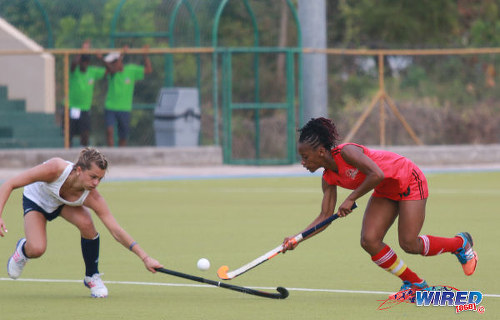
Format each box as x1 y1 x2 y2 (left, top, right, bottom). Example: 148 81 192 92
84 273 108 298
389 280 428 303
453 232 478 276
7 238 28 279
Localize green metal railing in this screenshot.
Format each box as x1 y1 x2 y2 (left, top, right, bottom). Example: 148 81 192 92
221 48 298 165
212 0 302 164
33 0 54 48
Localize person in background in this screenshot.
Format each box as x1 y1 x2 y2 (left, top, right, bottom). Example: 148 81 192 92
103 45 152 147
0 147 163 298
69 40 107 147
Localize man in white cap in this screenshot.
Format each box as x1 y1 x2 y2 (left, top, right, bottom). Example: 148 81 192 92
103 45 152 146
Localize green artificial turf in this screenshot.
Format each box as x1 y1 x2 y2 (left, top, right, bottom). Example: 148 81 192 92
1 171 498 319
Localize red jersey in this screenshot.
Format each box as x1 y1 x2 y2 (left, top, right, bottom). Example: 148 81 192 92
322 143 428 201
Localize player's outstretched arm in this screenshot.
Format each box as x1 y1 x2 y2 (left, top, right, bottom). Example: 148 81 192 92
84 190 163 272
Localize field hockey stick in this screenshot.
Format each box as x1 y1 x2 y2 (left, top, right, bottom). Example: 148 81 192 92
155 267 289 299
217 202 357 280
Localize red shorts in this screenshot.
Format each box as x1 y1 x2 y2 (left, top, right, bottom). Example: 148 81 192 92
372 166 429 201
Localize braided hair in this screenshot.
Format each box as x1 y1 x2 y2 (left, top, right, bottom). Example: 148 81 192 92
298 117 340 150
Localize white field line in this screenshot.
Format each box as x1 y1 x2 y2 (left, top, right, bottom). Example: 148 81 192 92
1 277 499 298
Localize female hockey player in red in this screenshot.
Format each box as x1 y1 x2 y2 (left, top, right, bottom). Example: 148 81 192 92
282 117 477 300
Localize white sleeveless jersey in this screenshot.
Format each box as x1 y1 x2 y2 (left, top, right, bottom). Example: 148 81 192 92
23 161 90 213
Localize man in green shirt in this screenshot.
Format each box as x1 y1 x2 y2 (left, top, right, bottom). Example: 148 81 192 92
69 40 106 147
104 45 152 147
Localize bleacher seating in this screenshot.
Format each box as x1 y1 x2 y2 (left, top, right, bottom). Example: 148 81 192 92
0 86 64 148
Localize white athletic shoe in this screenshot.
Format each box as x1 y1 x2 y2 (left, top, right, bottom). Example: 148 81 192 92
84 273 108 298
7 238 28 279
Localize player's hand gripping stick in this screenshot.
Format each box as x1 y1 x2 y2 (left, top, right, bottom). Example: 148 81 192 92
217 202 358 280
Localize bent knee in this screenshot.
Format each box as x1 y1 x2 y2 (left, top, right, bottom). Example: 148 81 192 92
78 220 98 238
79 219 96 232
399 238 421 254
25 242 46 258
360 235 382 253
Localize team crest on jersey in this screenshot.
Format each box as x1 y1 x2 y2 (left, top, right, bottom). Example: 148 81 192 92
346 168 359 179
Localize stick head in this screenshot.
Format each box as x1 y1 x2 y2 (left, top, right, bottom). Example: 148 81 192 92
277 287 289 299
217 265 230 280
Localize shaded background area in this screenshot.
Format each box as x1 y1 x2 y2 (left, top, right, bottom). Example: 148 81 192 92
1 0 500 159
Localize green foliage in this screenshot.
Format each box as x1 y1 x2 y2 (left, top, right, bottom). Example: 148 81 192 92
470 19 500 46
129 109 154 146
173 54 198 87
343 75 375 101
4 1 500 145
400 65 427 91
337 0 459 47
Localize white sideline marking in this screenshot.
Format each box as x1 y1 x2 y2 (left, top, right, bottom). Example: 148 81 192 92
1 277 499 297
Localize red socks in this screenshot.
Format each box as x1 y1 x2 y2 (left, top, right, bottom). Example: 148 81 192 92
371 245 423 284
418 235 463 256
371 236 463 284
